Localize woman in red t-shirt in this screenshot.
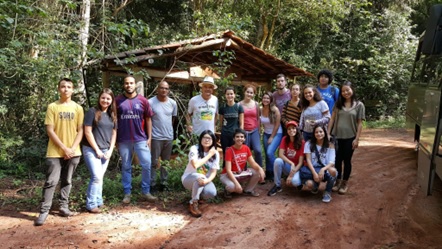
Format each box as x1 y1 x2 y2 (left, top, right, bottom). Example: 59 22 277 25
220 129 265 198
268 121 305 196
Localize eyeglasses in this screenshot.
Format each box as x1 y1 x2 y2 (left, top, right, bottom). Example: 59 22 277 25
159 87 169 90
202 136 213 140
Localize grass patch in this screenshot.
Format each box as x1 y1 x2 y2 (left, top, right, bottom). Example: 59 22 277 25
365 115 405 129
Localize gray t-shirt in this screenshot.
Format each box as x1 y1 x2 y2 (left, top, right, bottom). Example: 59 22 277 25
332 101 365 139
82 107 115 149
148 96 177 140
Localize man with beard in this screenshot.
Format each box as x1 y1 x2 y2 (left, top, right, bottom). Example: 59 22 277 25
273 73 291 135
116 75 156 204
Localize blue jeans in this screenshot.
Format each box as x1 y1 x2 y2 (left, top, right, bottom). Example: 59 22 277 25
303 131 313 142
182 173 217 203
263 132 282 173
118 140 152 195
244 128 263 167
273 158 301 187
82 145 110 210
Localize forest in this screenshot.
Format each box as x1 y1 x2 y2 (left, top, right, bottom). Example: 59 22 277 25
0 0 440 176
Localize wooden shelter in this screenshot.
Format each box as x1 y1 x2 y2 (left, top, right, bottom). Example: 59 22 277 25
101 30 313 90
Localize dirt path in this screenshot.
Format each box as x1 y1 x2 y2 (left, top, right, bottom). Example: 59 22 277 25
1 129 442 248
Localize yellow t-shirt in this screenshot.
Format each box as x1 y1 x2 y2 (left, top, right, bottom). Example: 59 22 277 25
45 100 84 158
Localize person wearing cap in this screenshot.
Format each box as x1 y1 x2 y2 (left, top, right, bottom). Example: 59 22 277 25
186 76 219 136
268 121 305 196
316 69 339 115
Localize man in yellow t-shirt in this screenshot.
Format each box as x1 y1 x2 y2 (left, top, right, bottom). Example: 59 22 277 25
34 78 84 226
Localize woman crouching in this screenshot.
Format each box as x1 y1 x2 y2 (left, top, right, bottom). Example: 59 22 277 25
181 130 219 217
300 124 337 203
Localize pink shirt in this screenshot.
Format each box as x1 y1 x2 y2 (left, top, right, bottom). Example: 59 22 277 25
243 103 259 131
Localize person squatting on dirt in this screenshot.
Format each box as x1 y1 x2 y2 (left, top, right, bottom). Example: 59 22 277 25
35 78 84 226
316 69 340 115
181 130 220 218
268 121 305 196
299 84 330 142
299 124 337 203
218 86 244 167
148 81 178 193
117 75 156 204
260 91 283 181
220 129 266 198
239 84 263 170
81 88 117 214
328 80 365 194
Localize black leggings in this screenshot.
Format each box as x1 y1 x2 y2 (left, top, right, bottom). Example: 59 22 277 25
335 137 355 180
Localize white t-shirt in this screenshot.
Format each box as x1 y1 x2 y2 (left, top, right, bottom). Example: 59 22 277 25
300 100 329 133
188 95 218 135
181 145 220 181
304 141 335 166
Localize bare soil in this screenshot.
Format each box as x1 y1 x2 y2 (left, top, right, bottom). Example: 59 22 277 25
1 129 442 249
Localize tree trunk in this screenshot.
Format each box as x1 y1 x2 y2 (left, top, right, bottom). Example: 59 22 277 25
76 0 91 105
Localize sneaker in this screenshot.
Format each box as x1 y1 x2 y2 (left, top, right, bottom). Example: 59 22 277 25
59 207 74 217
224 188 232 199
87 207 102 214
338 180 348 195
311 187 319 194
122 194 131 204
34 212 49 226
189 202 202 218
267 185 282 196
322 191 332 203
243 190 260 197
142 193 158 202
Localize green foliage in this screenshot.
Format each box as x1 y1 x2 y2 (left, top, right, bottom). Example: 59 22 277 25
0 0 435 181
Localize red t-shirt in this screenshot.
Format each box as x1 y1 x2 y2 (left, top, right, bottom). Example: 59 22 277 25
279 137 305 165
221 145 252 174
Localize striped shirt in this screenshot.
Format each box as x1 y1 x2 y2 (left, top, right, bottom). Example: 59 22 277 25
281 100 302 125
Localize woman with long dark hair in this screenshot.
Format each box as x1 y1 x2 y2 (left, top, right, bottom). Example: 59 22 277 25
328 81 365 194
268 121 305 196
299 84 330 142
260 92 282 180
300 124 336 203
82 88 117 213
181 130 220 217
219 86 244 166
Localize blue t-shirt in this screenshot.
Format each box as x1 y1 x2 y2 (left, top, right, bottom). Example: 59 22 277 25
116 94 153 143
317 86 339 115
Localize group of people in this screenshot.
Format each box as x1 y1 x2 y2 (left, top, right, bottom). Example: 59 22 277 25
181 71 365 217
34 76 177 226
34 69 365 224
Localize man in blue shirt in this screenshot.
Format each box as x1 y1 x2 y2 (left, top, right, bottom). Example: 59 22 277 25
316 69 339 115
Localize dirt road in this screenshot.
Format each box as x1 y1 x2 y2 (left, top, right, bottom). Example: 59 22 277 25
1 129 442 248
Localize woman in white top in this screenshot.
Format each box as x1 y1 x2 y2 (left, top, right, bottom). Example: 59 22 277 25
300 125 337 203
181 130 220 217
260 92 282 180
299 84 330 142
